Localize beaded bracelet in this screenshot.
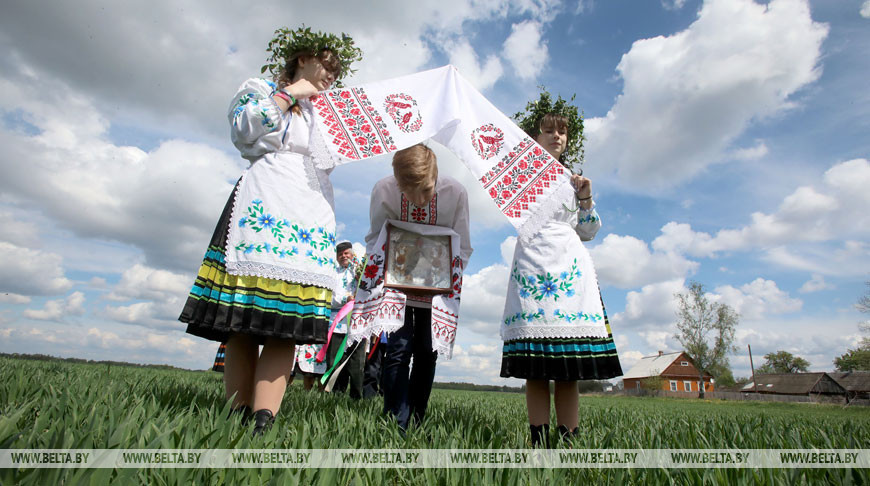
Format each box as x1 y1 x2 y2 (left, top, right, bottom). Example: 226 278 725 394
274 90 296 106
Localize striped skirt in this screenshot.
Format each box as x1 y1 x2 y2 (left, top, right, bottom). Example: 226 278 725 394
180 188 332 346
500 309 622 381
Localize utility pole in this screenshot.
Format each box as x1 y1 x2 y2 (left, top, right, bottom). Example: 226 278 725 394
748 344 758 393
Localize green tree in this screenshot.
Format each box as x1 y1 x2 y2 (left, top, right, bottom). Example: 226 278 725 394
756 350 810 374
834 348 870 372
673 281 739 399
833 282 870 371
708 362 736 388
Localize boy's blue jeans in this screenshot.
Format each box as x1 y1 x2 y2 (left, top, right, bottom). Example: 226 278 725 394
382 306 438 429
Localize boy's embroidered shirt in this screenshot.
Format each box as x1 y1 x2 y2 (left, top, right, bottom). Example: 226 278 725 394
348 175 472 359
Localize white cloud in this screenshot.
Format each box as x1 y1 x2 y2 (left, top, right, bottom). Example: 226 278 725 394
575 0 593 15
22 291 86 321
710 278 802 320
798 274 834 294
456 262 510 336
638 330 676 352
107 264 191 302
649 159 870 275
0 242 72 296
586 0 828 189
0 78 242 272
661 0 688 10
500 236 517 265
732 140 769 160
862 1 870 19
503 21 548 81
611 278 685 331
618 350 645 372
0 211 40 247
443 38 504 91
589 234 698 288
0 293 31 304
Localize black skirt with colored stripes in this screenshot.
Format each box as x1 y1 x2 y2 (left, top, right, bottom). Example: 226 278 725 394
500 309 623 381
179 189 332 346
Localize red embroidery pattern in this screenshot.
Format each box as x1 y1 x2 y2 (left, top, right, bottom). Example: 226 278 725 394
431 305 458 345
411 207 427 222
470 123 504 160
480 137 565 219
313 88 397 159
350 289 405 332
400 193 437 225
448 256 462 299
384 93 423 133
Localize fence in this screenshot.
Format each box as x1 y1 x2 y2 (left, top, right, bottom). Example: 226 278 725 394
619 389 855 405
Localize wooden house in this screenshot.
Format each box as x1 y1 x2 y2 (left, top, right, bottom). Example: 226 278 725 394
622 351 714 395
740 373 847 398
828 371 870 400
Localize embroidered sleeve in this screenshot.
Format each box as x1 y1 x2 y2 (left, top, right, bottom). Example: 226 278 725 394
575 205 602 241
227 78 286 159
365 178 399 252
452 183 473 267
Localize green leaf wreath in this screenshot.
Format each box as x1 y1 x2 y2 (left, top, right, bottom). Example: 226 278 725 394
261 25 363 88
513 88 585 174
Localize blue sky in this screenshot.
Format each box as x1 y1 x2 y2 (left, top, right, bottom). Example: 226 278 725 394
1 0 868 385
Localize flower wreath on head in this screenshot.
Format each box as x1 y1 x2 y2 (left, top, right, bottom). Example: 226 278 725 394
513 88 585 175
261 25 363 88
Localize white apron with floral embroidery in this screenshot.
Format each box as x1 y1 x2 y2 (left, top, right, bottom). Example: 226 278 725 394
295 344 326 374
224 78 338 290
500 202 608 342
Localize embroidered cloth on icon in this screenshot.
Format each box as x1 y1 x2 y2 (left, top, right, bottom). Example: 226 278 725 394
350 219 464 359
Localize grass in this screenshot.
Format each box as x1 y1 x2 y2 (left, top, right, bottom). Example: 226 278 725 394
1 356 868 484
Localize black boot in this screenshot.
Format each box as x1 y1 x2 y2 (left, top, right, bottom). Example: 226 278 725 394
557 425 579 445
530 424 550 448
252 409 274 436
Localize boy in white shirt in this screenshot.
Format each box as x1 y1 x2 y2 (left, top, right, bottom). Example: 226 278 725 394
365 144 472 429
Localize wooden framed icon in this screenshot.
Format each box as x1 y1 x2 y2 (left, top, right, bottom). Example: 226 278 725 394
383 223 453 294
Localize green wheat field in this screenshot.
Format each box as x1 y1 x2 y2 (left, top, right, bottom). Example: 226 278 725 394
1 355 868 484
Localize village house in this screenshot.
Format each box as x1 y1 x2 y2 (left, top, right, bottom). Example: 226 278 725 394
829 371 870 400
740 372 847 401
622 351 714 395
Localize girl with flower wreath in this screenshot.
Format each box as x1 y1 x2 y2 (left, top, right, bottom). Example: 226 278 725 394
179 27 361 435
500 93 622 447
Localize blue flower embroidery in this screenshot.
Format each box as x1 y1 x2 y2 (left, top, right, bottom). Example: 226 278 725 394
257 214 275 228
519 288 530 298
244 245 254 254
560 272 569 280
539 279 557 298
263 243 272 252
298 229 312 244
238 217 247 228
566 289 575 297
252 199 263 205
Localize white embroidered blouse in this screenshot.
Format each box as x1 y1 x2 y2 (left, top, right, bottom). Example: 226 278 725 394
223 78 339 291
500 200 608 341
